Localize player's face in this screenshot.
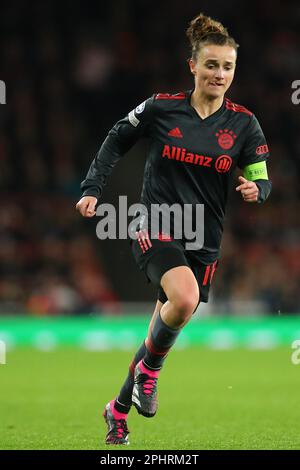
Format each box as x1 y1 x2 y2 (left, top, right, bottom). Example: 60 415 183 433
189 45 236 99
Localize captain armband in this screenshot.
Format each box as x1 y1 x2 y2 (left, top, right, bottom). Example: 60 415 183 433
243 161 268 181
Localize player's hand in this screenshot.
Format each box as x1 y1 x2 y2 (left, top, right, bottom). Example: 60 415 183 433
76 196 98 217
235 176 259 203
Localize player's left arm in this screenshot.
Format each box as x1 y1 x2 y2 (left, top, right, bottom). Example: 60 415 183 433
236 114 272 203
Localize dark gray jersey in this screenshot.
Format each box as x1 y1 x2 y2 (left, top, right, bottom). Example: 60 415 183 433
81 90 271 262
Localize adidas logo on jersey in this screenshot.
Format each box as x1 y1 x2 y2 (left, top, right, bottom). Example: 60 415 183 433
168 127 183 138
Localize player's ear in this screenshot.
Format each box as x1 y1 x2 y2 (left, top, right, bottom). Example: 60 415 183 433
188 58 197 76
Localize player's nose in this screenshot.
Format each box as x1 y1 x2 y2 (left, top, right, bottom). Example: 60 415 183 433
215 67 225 80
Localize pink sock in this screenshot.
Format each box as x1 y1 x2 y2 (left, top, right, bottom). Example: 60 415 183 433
110 400 128 420
139 360 160 378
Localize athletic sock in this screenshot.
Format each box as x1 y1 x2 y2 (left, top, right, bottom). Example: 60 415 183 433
115 340 147 414
143 311 181 370
138 360 160 377
110 399 128 420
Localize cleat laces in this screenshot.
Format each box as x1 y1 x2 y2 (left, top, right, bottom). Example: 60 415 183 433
137 374 158 397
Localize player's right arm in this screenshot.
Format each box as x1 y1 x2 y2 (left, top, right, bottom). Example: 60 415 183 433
76 96 155 217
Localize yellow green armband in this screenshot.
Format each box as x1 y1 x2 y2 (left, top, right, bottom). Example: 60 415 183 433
243 161 268 181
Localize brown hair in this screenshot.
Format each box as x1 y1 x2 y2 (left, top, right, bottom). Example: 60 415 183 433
186 13 239 60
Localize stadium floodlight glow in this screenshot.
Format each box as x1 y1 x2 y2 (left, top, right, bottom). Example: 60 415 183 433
95 196 204 250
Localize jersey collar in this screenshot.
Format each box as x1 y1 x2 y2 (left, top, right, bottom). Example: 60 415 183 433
186 89 226 125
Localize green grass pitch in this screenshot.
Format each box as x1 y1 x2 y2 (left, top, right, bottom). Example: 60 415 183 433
0 346 299 450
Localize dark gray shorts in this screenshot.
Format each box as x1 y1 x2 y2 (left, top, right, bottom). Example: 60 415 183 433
131 237 219 304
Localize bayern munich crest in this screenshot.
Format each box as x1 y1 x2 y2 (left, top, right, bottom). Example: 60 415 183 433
215 129 237 150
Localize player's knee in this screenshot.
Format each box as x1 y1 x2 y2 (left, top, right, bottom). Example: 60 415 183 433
171 288 199 322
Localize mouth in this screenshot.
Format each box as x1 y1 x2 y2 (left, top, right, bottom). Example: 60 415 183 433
208 82 224 88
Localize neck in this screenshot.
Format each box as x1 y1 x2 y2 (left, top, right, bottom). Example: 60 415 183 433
191 89 224 119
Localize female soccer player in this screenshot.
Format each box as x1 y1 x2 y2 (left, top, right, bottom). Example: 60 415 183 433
76 13 271 445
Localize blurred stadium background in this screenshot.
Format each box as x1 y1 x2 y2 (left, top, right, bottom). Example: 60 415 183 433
0 0 300 450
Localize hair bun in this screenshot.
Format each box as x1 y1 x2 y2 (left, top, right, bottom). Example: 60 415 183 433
186 12 229 46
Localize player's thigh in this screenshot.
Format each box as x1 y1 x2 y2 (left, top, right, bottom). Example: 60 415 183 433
144 243 189 287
